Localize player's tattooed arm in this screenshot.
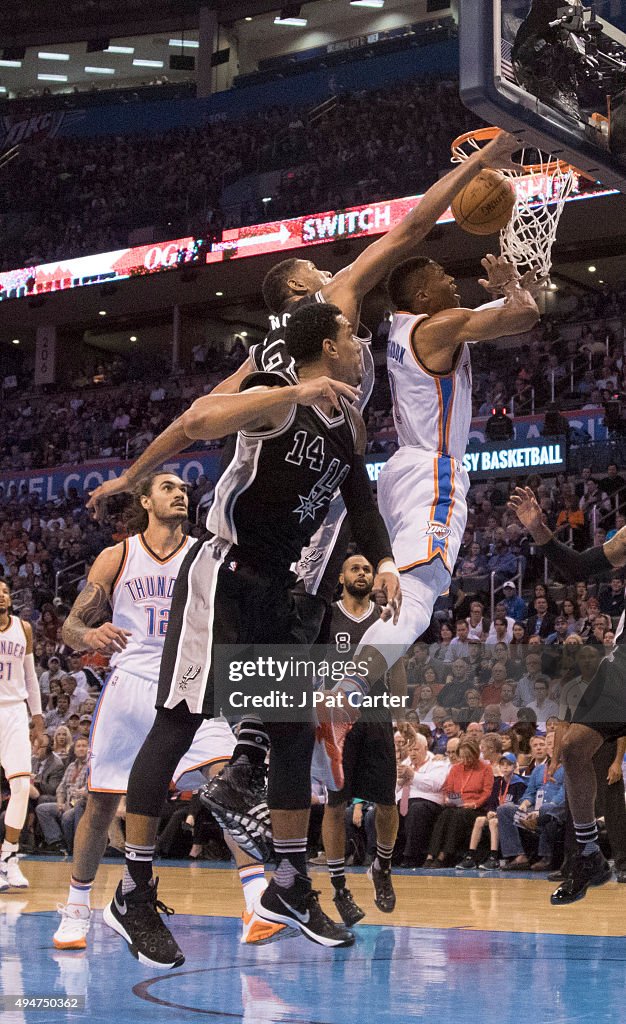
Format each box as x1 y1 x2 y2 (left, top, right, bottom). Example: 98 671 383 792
61 544 132 654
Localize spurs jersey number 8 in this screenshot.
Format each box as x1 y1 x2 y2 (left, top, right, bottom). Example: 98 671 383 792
110 533 193 679
387 312 472 461
0 616 27 706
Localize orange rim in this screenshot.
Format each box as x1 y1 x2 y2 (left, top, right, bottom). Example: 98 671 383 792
450 126 576 177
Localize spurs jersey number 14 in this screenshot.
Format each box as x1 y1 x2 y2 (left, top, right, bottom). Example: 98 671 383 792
0 616 27 706
387 312 472 461
110 533 193 679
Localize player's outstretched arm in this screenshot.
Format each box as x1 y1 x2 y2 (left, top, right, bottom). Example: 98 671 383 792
62 544 132 654
508 485 626 578
323 131 522 321
411 278 539 372
182 377 359 439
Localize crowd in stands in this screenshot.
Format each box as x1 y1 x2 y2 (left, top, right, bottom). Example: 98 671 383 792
0 76 475 271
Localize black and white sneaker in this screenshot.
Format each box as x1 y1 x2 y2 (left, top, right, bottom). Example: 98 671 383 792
367 863 396 913
333 887 365 927
256 875 354 947
200 758 273 862
550 851 612 906
102 879 185 969
479 854 500 871
456 854 476 871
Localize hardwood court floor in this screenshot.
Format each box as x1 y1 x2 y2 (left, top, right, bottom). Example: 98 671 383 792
2 858 624 1024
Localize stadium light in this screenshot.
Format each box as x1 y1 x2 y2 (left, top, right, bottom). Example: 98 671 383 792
0 60 22 68
38 52 71 61
85 67 116 74
130 335 137 341
98 310 107 316
215 291 223 296
588 265 597 272
169 39 199 49
105 46 135 54
11 338 20 344
37 74 68 82
0 87 6 93
133 59 164 68
350 1 385 7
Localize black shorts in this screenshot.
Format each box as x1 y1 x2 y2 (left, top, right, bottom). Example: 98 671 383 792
327 720 396 807
571 646 626 741
157 535 310 716
291 583 328 646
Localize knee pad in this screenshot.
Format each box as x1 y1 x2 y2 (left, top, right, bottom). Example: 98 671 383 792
356 568 446 671
5 775 31 831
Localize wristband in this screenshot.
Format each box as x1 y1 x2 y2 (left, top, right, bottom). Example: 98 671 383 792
377 559 400 578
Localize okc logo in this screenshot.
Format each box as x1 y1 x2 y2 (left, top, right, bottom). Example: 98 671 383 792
426 521 451 539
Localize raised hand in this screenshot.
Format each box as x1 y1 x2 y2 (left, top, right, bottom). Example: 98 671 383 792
507 486 544 533
480 130 524 172
478 253 520 295
87 474 132 520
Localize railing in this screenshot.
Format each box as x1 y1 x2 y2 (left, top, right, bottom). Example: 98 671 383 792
54 560 86 600
590 481 626 535
510 387 535 416
490 557 524 621
7 587 29 612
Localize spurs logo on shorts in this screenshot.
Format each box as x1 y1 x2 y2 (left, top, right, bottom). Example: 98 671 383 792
178 664 202 692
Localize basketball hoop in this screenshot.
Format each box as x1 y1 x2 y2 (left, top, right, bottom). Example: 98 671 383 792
450 127 578 280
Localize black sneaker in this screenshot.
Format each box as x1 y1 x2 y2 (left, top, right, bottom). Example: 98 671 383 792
479 855 500 871
256 876 354 947
367 863 396 913
333 887 365 927
200 758 272 862
102 879 185 969
550 851 612 906
456 854 476 871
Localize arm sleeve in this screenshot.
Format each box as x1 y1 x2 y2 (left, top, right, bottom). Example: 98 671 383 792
539 537 614 581
23 653 42 717
339 455 393 569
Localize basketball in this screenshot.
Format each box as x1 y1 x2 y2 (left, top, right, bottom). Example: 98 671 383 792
451 168 516 235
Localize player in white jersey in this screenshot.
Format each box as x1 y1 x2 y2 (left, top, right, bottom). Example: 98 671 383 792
0 579 44 890
341 255 540 697
53 472 283 955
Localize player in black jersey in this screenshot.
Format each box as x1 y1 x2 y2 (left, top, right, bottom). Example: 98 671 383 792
97 302 401 965
510 486 626 905
318 555 404 925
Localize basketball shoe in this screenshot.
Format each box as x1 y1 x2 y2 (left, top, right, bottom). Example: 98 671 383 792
367 862 396 913
550 850 612 905
332 887 365 927
241 907 298 945
255 875 354 947
53 905 91 950
0 853 29 889
200 757 273 862
103 878 185 968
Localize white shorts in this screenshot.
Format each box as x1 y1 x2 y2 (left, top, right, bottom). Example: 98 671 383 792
377 447 469 588
88 668 236 794
0 701 31 780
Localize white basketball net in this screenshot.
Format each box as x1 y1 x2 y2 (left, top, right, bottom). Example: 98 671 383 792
451 136 578 281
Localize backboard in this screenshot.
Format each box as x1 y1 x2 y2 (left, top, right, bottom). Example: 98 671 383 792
459 1 626 193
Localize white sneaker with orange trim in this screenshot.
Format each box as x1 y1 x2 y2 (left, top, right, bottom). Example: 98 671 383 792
240 907 298 946
53 904 91 949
